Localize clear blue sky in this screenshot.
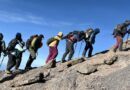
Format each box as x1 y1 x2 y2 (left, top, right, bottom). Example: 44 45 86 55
0 0 130 70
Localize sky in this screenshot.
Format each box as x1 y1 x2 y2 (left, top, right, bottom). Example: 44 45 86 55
0 0 130 70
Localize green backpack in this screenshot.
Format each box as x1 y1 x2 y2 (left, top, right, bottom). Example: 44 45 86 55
46 37 56 46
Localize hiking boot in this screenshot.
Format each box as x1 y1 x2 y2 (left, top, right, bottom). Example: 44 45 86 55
113 48 117 52
5 70 12 74
62 60 67 63
25 67 33 70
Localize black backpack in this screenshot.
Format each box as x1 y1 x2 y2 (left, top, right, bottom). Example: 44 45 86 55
7 39 18 51
47 37 56 46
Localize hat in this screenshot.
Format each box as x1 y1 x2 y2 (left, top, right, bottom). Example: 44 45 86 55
57 32 63 37
16 33 22 40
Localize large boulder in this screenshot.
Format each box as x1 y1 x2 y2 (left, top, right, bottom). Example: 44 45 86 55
76 63 97 75
104 55 118 65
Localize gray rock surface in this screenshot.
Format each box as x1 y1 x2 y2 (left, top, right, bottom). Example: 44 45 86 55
1 44 130 90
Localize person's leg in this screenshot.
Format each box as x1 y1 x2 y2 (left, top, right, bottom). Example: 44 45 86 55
15 54 22 70
50 46 58 60
68 42 75 60
62 40 70 61
113 36 120 52
25 49 36 69
46 47 53 64
6 54 16 73
88 43 93 58
119 37 123 51
82 41 89 57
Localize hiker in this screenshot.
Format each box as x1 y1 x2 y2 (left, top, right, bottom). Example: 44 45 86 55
6 33 25 74
62 31 85 62
46 32 63 64
113 20 130 52
0 33 6 58
82 28 100 57
25 34 44 70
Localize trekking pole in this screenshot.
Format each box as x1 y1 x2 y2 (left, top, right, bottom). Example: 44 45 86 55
0 56 5 68
125 33 130 49
78 41 83 57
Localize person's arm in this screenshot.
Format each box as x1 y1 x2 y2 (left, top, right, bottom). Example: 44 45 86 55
15 44 25 52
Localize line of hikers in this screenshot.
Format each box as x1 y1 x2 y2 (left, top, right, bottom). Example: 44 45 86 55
0 20 130 74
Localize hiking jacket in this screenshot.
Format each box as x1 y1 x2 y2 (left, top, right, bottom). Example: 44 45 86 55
49 36 61 47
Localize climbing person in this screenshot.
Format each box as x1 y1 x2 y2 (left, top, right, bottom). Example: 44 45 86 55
6 33 25 74
46 32 63 64
113 20 130 52
0 33 6 58
15 41 26 71
62 31 85 63
82 28 100 57
25 34 44 70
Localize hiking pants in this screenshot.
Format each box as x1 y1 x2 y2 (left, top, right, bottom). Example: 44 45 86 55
82 41 93 57
6 54 16 71
62 39 75 61
15 54 22 70
25 49 36 69
114 36 123 52
46 46 58 64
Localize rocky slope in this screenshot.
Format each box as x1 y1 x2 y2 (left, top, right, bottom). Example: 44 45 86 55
1 42 130 90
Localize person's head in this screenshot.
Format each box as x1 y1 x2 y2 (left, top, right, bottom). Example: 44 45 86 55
39 34 44 40
57 32 63 38
94 28 100 35
0 33 3 40
16 33 22 40
125 20 130 26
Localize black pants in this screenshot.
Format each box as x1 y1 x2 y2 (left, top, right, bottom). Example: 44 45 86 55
15 54 22 70
25 48 36 69
6 54 16 71
62 39 75 61
82 42 93 57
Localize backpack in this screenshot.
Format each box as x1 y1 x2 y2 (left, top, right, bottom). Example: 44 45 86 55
7 39 18 51
67 31 80 42
47 37 56 46
85 29 94 39
113 24 127 37
26 35 38 49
